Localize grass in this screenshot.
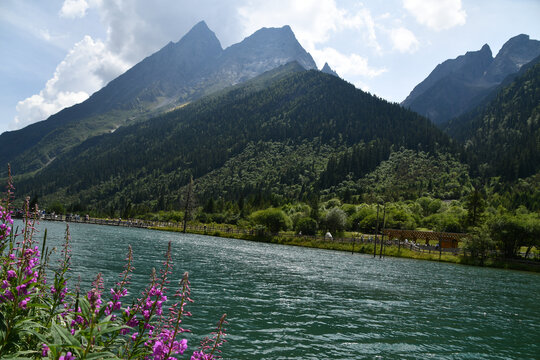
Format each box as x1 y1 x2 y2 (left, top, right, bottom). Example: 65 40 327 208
153 225 540 273
153 225 539 272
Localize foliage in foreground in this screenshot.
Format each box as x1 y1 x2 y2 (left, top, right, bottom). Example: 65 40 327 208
0 172 227 359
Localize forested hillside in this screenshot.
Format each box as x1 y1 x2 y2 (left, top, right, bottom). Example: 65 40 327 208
15 65 456 215
445 58 540 180
0 22 316 177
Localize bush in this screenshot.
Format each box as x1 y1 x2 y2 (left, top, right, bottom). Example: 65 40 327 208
386 207 417 230
348 206 378 232
250 208 292 233
463 225 495 264
323 207 347 234
46 201 66 215
341 204 357 216
295 217 318 235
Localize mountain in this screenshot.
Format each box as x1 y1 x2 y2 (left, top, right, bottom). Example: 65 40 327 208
15 65 455 214
484 34 540 83
321 63 339 77
0 21 316 176
402 34 540 125
444 57 540 181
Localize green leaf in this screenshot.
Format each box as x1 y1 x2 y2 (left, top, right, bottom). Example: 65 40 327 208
85 351 120 360
79 297 91 319
51 322 82 348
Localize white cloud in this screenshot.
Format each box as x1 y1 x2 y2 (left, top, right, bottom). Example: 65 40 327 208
237 0 381 52
311 47 387 79
402 0 466 31
339 7 381 53
389 27 419 53
12 0 243 129
238 0 344 50
11 0 390 129
59 0 89 19
12 36 129 129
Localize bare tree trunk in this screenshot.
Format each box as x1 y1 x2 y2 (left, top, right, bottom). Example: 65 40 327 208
182 176 193 233
374 203 379 258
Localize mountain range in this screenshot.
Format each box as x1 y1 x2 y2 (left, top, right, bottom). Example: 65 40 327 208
2 22 539 215
0 21 316 176
15 62 455 213
402 34 540 125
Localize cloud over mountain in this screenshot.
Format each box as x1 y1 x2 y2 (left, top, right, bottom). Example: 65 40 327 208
14 1 404 129
402 0 466 31
13 36 129 129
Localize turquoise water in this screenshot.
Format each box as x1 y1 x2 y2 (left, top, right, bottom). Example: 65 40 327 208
29 221 539 359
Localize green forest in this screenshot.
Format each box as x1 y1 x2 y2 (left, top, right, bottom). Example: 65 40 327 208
8 60 540 264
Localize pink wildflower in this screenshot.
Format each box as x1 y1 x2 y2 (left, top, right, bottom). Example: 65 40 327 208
41 344 49 356
19 297 30 309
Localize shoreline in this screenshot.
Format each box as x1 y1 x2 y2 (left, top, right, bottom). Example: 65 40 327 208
151 226 540 273
32 217 539 273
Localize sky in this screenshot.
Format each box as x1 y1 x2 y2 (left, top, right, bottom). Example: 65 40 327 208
1 0 539 134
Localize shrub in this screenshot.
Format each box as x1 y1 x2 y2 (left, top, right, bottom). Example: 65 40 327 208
250 208 292 233
348 206 376 231
323 207 347 234
295 217 318 235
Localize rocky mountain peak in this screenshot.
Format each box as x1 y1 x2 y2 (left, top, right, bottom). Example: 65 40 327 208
321 62 339 77
402 43 493 109
401 34 540 124
0 21 319 174
173 20 222 55
485 34 540 83
224 25 317 71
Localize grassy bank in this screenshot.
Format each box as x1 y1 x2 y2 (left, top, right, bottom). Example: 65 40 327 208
151 226 540 273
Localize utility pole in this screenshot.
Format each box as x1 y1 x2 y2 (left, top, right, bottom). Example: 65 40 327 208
374 203 379 258
380 204 386 259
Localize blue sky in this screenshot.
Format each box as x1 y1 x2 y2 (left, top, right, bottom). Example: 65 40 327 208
1 0 539 133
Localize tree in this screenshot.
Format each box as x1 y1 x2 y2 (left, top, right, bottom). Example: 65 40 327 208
46 201 65 215
295 217 318 235
309 194 320 222
465 186 486 227
348 206 376 231
181 176 195 233
488 214 528 258
463 225 495 265
250 208 291 233
324 207 347 234
523 215 540 259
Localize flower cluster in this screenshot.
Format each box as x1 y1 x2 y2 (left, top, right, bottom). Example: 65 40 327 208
0 170 228 359
192 314 228 359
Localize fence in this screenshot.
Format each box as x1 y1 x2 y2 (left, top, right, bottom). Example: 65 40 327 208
37 214 464 255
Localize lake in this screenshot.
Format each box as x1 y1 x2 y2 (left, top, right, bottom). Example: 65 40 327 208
27 220 539 359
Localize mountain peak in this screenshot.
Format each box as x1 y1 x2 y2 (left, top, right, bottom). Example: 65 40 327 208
223 25 317 71
402 43 493 113
505 33 530 45
176 21 221 47
184 20 211 36
247 25 299 43
402 33 540 124
480 43 492 55
486 33 540 82
465 44 493 62
321 62 339 77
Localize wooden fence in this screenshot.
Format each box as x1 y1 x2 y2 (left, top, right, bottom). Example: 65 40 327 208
37 215 465 255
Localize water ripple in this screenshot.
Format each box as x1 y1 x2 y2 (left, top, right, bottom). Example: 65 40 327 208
27 221 540 359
